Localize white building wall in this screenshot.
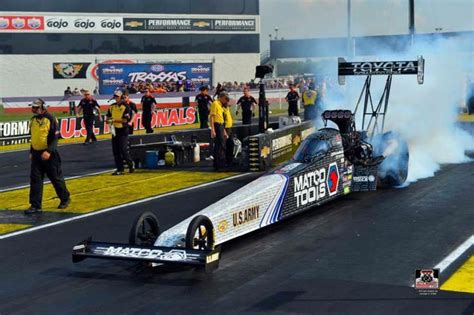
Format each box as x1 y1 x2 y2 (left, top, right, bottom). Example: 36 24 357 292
0 53 260 98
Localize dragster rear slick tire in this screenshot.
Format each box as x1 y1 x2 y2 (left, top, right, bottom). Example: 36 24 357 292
374 131 409 188
129 212 161 246
185 215 215 251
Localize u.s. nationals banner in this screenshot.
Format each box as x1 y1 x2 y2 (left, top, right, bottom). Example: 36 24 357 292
0 107 197 146
98 63 212 94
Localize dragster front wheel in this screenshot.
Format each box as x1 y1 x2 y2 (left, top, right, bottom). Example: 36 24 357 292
185 215 215 251
129 212 161 246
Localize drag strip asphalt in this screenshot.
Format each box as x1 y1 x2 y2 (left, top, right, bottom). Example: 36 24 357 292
0 160 473 314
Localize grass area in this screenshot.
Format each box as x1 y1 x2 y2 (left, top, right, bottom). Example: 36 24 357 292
0 223 32 234
0 169 238 214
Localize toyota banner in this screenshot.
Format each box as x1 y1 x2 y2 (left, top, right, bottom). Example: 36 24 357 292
98 63 213 94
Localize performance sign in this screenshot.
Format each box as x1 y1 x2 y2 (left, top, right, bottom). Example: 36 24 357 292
98 63 212 94
123 18 256 32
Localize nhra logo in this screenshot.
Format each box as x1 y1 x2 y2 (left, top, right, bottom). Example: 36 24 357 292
0 18 9 29
327 162 339 196
150 64 165 73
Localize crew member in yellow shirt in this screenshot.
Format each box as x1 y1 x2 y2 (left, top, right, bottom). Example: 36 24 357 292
106 90 134 175
26 99 70 214
210 91 230 170
302 84 318 121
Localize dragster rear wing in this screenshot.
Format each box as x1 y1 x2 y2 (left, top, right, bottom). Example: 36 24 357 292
72 238 220 273
338 56 425 85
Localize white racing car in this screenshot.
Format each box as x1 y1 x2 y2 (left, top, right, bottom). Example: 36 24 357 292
72 57 424 272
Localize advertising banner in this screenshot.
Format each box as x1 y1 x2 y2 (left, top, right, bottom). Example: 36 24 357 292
0 15 44 31
98 63 212 94
123 17 256 32
44 15 123 33
53 63 91 79
0 107 197 146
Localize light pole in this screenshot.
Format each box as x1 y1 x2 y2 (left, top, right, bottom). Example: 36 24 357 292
274 26 279 40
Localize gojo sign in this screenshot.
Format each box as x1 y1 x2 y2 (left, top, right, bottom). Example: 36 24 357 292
44 16 123 33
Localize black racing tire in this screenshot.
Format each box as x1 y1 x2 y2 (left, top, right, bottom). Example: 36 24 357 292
185 215 215 251
376 132 409 188
129 212 160 246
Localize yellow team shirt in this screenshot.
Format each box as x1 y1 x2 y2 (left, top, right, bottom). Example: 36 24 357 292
302 90 317 106
210 100 225 124
107 103 129 128
223 106 233 129
30 115 54 151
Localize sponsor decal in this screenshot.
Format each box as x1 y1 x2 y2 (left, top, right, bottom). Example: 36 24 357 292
98 62 212 94
415 269 439 295
101 66 124 75
150 64 165 73
191 65 211 74
193 21 210 28
53 63 90 79
343 186 351 194
44 16 123 33
91 59 136 81
102 77 125 86
232 205 260 227
213 19 256 31
0 16 44 31
294 168 327 208
292 135 301 146
260 146 270 158
340 61 418 76
102 246 187 261
277 163 302 173
1 109 197 145
206 252 220 263
272 134 293 159
128 71 187 83
125 20 144 28
217 220 228 233
123 17 256 32
352 175 376 183
327 162 339 196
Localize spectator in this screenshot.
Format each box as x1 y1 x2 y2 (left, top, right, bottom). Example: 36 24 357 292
64 86 73 97
93 87 99 96
72 87 81 96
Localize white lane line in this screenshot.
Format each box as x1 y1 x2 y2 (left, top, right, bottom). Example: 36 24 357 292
434 234 474 273
0 172 252 240
0 169 114 193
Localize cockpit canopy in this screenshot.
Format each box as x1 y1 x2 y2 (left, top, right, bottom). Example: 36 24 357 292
293 137 331 163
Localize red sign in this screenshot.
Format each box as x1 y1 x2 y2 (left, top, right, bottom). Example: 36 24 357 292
0 16 44 31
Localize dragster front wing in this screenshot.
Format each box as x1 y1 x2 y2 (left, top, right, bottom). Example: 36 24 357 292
72 238 220 272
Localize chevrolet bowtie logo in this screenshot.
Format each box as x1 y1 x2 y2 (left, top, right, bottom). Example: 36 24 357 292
260 146 270 158
193 21 210 28
125 21 143 28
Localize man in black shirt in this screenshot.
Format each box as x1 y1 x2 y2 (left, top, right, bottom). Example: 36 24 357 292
285 84 300 116
195 86 213 129
140 89 157 133
77 90 101 145
123 92 138 135
236 87 257 125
